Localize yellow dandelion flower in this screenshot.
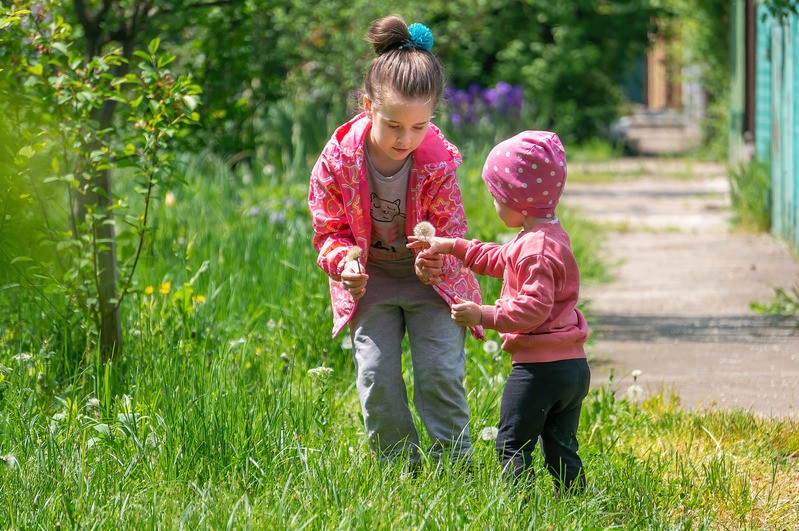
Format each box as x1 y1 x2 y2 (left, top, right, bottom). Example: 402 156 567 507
144 286 154 295
255 347 262 355
159 282 171 295
192 295 206 303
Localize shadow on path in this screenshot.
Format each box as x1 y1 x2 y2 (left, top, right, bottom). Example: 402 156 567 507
590 314 799 343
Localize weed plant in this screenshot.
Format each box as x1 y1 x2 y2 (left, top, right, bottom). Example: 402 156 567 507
1 147 797 529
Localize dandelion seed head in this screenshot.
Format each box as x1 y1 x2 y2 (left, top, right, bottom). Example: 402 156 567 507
626 384 644 402
346 246 363 262
413 221 436 243
479 427 499 441
1 454 18 470
631 369 642 379
340 335 353 350
482 340 499 354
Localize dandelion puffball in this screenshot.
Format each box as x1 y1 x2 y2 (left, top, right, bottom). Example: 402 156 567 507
346 245 363 262
413 221 436 242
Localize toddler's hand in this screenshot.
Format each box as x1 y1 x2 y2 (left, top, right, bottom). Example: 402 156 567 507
406 235 455 255
341 260 368 299
451 296 482 327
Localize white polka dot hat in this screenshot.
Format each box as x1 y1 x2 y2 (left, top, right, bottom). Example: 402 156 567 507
482 130 567 219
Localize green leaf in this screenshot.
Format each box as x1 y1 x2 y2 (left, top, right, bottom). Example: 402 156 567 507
11 256 33 264
157 53 176 69
50 42 69 56
28 62 43 76
148 38 161 56
182 94 199 111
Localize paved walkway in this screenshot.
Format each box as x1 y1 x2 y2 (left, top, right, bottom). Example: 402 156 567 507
564 159 799 418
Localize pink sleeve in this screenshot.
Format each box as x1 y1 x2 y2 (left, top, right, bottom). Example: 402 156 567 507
483 255 556 332
454 238 507 279
308 153 352 281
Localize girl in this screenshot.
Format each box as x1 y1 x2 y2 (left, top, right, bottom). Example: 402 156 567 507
308 15 483 466
409 131 591 493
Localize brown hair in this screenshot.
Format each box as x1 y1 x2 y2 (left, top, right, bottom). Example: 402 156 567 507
362 15 446 110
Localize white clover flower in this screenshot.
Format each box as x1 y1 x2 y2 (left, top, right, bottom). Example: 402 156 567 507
483 340 499 354
0 454 18 470
11 353 32 363
413 221 436 242
479 426 499 441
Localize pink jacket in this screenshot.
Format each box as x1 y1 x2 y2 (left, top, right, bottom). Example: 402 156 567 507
309 113 484 339
451 221 588 364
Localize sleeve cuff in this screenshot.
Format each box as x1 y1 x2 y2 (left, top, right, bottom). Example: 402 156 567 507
480 305 496 329
451 237 471 260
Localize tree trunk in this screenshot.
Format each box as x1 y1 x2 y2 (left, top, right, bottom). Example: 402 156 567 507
72 96 123 360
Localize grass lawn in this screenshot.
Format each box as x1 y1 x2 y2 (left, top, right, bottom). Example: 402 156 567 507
1 150 797 529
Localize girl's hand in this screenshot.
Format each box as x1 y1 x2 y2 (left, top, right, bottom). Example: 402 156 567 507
451 296 482 327
414 251 443 285
341 260 368 299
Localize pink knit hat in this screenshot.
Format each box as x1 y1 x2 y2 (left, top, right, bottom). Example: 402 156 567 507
482 131 567 219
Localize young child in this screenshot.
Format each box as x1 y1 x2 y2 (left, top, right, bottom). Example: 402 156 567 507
308 15 483 467
408 131 590 492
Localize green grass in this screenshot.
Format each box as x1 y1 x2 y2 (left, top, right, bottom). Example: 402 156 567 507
1 147 797 529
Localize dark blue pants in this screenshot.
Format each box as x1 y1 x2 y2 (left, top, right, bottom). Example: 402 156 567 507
496 358 590 491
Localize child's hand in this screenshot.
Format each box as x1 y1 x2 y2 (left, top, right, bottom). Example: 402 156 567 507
451 296 482 327
341 260 368 299
406 236 455 255
414 251 443 285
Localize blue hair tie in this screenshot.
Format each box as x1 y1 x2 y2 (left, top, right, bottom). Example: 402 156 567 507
403 23 434 51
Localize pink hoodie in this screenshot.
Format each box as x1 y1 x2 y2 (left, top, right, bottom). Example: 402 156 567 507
451 221 588 364
308 113 484 339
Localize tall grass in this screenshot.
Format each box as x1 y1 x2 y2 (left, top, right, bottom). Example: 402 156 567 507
727 158 771 232
1 145 797 528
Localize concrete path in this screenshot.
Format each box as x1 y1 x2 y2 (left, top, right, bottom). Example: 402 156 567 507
563 159 799 418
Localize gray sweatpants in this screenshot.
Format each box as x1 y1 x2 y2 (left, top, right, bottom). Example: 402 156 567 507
350 261 472 462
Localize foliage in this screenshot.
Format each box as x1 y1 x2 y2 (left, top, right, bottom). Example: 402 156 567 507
427 0 664 142
439 81 531 148
751 284 799 316
0 4 200 362
727 157 771 232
